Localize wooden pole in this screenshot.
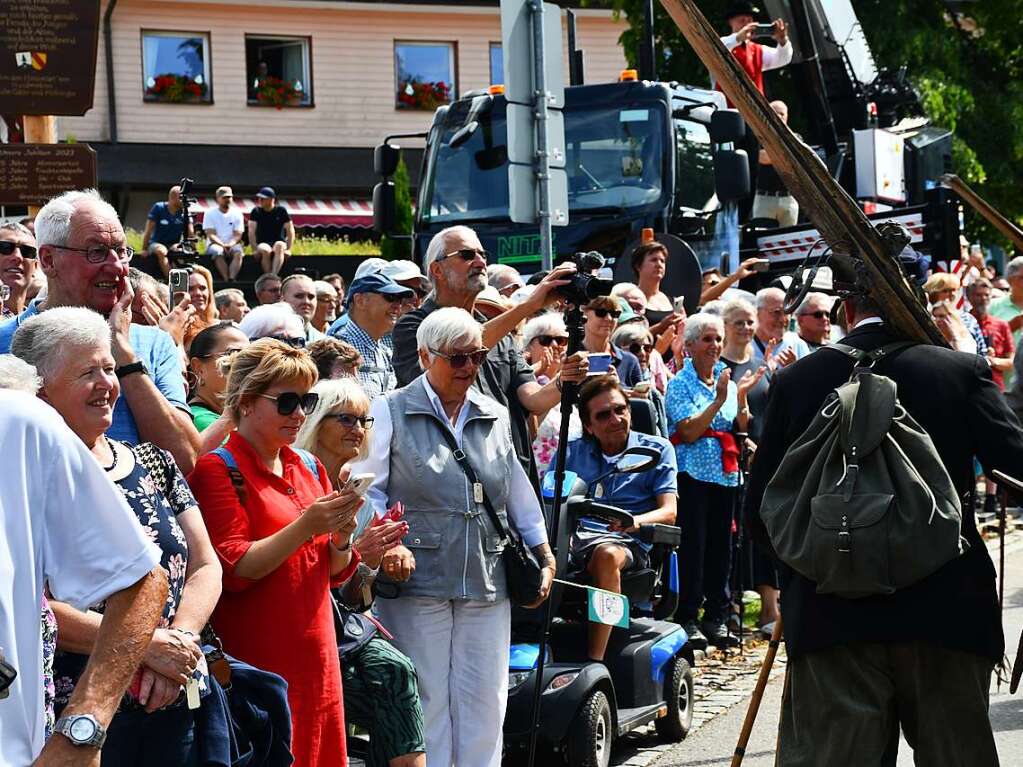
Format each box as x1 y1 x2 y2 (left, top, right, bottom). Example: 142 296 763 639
941 174 1023 253
23 116 58 216
730 617 784 766
657 0 946 346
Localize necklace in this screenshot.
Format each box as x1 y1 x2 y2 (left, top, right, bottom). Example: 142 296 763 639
101 436 118 471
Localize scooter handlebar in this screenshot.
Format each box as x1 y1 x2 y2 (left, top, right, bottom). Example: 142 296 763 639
565 497 635 529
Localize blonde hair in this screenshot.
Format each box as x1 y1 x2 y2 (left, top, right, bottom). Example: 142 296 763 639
222 338 318 421
294 378 372 462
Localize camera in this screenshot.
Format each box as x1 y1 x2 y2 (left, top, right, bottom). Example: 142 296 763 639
754 23 776 38
170 177 202 266
555 251 614 305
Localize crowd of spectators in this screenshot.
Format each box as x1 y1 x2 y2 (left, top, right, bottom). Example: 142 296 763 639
3 188 1022 767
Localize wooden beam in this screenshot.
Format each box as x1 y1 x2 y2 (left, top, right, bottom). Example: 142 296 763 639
23 116 58 216
941 174 1023 253
658 0 946 346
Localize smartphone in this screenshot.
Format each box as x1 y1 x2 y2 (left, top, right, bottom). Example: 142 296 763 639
169 268 189 295
632 381 652 394
754 23 776 37
343 472 376 497
588 352 613 374
751 259 770 272
672 296 686 313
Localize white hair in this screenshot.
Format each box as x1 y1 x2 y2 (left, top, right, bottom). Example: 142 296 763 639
796 291 831 315
1006 256 1023 280
294 377 372 461
721 297 756 321
682 312 724 345
520 312 567 349
612 323 652 349
487 264 523 291
755 286 785 311
214 287 245 311
701 300 725 316
35 189 120 248
0 221 33 239
424 225 478 284
0 354 42 393
313 280 337 299
416 307 481 369
238 302 305 340
10 307 112 379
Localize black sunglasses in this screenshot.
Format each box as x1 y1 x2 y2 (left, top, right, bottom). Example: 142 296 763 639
376 292 408 304
331 412 375 429
800 310 829 320
534 335 569 347
0 241 37 258
430 347 489 368
258 391 319 416
592 308 622 320
268 334 307 348
441 248 489 263
592 403 629 422
628 342 654 355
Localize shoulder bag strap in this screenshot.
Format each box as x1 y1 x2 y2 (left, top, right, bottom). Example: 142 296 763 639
211 446 247 505
435 425 511 543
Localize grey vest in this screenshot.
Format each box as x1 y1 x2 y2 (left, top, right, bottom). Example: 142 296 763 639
383 377 514 601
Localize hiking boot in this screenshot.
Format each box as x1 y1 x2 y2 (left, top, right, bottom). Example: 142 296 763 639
681 620 709 651
701 620 740 649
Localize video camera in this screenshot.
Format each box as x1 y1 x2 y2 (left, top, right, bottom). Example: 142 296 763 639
172 177 203 266
556 251 614 306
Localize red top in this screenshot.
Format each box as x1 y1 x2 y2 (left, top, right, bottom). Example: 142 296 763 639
188 432 359 766
717 42 765 106
973 312 1015 390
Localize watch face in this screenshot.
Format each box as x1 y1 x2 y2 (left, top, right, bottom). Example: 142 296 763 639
69 716 97 742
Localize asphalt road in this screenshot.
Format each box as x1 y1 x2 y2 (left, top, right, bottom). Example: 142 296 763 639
656 536 1023 767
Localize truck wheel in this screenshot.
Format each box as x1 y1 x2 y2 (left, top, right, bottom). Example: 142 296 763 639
565 689 613 767
655 656 694 742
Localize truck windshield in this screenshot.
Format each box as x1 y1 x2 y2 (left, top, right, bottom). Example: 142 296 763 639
422 104 667 224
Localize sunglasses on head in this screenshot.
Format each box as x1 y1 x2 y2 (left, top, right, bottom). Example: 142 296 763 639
592 308 622 320
331 412 375 429
592 403 629 422
628 342 654 355
0 241 36 258
430 347 489 368
441 248 489 263
534 335 569 347
800 310 829 320
258 391 319 416
268 334 306 348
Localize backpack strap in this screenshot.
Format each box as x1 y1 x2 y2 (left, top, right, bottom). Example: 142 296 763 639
291 448 321 482
828 341 916 373
211 446 247 505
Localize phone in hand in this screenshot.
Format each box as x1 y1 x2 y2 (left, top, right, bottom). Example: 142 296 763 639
754 23 776 37
672 295 686 313
751 259 770 272
169 268 189 295
343 472 376 497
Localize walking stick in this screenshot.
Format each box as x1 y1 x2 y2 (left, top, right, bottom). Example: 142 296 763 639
731 616 783 767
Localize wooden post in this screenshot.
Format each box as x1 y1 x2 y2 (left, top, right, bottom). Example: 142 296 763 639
941 174 1023 253
657 0 946 346
730 617 784 766
23 116 58 216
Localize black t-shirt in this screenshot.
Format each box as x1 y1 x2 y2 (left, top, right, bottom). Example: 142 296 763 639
250 205 291 245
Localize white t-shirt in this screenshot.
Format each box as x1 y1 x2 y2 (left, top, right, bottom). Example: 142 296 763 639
0 392 161 765
202 206 244 243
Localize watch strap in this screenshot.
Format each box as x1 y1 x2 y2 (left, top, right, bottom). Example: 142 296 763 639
115 361 148 379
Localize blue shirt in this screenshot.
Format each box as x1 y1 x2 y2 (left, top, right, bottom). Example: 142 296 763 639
147 202 185 246
0 303 188 444
331 317 395 400
609 344 642 388
565 431 678 548
664 358 739 487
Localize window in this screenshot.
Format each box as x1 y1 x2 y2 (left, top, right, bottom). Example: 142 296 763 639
246 35 313 108
142 31 211 104
395 41 455 110
490 43 503 85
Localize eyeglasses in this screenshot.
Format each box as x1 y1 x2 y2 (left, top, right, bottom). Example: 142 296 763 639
533 335 569 347
430 347 489 368
198 346 246 360
0 241 36 258
331 412 375 429
52 244 134 264
800 310 829 320
440 248 489 263
628 342 654 355
267 334 306 348
592 403 629 422
375 292 407 304
591 308 622 320
258 391 319 416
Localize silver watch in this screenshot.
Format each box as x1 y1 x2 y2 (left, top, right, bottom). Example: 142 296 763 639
55 714 107 748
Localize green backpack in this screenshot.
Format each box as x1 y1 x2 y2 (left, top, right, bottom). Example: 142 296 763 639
760 342 968 599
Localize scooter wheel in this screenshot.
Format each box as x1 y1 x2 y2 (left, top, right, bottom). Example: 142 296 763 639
655 655 694 742
565 689 613 767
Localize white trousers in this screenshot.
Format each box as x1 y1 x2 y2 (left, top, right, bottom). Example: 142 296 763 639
375 597 511 767
752 193 799 227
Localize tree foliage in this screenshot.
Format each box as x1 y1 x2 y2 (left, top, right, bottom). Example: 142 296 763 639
608 0 1023 240
379 156 414 260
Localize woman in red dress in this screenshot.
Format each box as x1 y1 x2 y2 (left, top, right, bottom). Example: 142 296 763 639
188 339 363 766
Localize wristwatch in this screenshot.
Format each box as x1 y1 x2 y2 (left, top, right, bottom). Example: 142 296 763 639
54 714 107 748
115 361 149 379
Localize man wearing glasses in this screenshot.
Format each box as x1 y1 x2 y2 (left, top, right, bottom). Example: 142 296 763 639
0 221 38 318
795 292 834 350
331 272 413 399
0 190 200 472
751 286 810 371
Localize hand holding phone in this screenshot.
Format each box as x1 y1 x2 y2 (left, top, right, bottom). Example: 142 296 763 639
343 472 376 497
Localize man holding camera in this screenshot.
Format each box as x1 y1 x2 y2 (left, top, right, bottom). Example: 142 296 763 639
720 3 792 96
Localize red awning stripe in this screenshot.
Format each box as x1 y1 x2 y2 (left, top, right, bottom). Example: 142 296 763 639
190 197 373 228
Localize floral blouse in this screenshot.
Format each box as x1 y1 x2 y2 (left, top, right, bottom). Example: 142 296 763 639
53 442 204 714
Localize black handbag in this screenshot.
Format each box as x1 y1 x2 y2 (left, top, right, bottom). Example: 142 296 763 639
437 429 545 607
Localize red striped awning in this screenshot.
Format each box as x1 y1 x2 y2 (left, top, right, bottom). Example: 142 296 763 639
190 197 373 228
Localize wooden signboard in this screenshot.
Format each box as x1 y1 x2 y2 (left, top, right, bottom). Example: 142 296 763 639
0 144 97 207
0 0 101 116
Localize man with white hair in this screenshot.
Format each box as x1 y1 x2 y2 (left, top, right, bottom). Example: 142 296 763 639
393 225 588 482
751 286 810 369
795 292 833 350
0 221 39 318
487 263 526 298
0 189 200 471
311 280 337 333
214 287 250 322
611 282 648 315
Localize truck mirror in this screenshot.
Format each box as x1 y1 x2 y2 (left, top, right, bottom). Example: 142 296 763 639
710 109 745 144
373 181 396 234
713 149 750 202
374 144 401 177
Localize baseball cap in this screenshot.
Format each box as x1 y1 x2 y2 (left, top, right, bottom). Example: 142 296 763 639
216 185 233 198
256 186 276 199
353 257 388 281
345 272 414 305
381 260 429 290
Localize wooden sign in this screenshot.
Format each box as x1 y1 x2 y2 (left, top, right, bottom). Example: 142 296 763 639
0 144 97 207
0 0 101 116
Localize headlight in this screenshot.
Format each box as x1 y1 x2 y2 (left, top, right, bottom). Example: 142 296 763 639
509 671 532 690
543 672 579 695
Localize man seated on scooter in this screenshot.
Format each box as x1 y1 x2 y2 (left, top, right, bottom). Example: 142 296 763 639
565 374 678 661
